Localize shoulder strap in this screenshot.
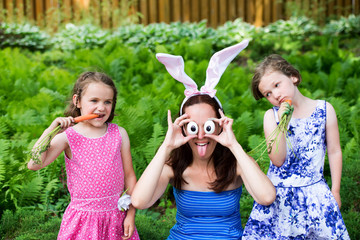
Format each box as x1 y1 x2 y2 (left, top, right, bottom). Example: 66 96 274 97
324 100 327 123
272 106 280 124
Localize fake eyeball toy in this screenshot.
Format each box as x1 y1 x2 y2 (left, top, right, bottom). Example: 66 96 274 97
187 121 198 135
204 120 215 134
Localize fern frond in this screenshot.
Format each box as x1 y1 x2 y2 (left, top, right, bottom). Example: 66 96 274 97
0 120 9 138
0 139 10 159
40 178 60 205
232 111 254 147
343 138 360 162
144 123 165 163
18 175 43 207
0 155 5 184
327 97 352 146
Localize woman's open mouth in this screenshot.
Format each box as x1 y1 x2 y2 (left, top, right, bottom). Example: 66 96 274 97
195 142 209 157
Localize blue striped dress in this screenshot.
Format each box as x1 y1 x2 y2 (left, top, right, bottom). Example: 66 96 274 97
167 187 243 240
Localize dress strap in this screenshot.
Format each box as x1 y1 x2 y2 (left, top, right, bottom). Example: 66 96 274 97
272 106 280 124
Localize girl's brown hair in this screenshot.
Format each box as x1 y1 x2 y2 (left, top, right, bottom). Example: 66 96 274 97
251 54 302 100
64 71 117 122
166 94 237 193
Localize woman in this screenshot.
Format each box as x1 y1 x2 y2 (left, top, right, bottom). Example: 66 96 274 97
131 40 276 239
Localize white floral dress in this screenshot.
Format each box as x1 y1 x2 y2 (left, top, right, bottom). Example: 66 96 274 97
243 100 349 239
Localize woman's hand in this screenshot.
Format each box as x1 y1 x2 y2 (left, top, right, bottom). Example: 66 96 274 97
206 109 237 148
163 110 196 150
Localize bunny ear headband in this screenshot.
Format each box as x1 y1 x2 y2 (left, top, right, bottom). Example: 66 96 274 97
156 39 249 115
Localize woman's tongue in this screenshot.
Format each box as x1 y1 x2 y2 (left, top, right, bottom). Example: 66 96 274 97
196 143 208 157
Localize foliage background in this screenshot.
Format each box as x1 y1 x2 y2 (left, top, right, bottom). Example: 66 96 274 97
0 14 359 239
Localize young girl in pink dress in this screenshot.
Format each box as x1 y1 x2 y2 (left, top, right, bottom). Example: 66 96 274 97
28 72 140 240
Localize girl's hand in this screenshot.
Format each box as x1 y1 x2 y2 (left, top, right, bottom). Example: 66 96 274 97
163 110 196 150
206 109 237 148
122 214 135 240
278 100 293 119
277 100 294 130
49 117 74 133
331 190 342 209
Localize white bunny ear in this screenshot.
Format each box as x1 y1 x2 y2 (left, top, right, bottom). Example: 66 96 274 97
203 39 249 91
156 53 198 91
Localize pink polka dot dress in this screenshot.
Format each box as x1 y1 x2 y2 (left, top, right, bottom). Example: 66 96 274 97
57 123 140 240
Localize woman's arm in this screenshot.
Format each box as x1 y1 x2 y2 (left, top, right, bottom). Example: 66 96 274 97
131 110 195 209
131 144 174 209
325 102 343 208
208 110 276 206
231 142 276 205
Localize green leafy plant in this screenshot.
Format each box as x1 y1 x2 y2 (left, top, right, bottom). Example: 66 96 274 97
0 22 51 50
0 17 359 238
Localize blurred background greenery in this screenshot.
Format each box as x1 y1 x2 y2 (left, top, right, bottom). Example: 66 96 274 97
0 1 359 239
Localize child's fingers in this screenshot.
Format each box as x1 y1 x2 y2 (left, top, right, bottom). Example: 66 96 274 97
58 117 74 130
122 224 130 239
279 102 291 118
128 226 135 239
64 117 74 127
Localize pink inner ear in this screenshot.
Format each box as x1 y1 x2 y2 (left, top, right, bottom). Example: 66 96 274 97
204 39 249 90
156 53 198 91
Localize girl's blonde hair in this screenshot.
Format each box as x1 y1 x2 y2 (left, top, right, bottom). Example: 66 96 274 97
251 54 302 100
65 72 117 122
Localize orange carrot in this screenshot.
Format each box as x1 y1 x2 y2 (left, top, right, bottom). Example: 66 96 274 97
284 99 292 105
74 114 99 123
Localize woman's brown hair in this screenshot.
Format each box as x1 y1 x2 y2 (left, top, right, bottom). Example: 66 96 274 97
251 54 302 100
64 71 117 122
166 94 237 193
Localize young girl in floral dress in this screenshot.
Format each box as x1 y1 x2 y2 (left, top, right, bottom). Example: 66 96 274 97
28 72 140 240
242 54 349 239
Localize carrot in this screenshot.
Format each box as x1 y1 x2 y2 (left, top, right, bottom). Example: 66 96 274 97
74 114 99 123
249 99 295 161
29 113 99 165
